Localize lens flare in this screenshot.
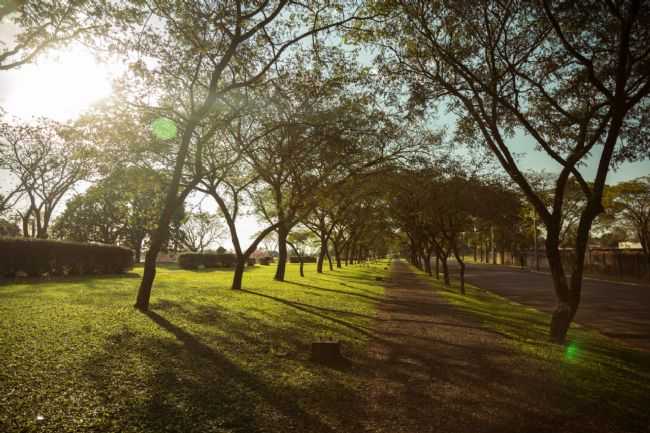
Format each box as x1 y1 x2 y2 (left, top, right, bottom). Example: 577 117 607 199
151 117 177 140
565 341 578 360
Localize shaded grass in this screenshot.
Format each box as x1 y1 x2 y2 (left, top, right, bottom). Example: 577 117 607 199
407 263 650 431
0 262 389 433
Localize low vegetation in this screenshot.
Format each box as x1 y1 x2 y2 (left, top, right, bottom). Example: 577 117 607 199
0 262 388 433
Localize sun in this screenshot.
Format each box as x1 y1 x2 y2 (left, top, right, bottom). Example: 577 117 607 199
1 43 120 121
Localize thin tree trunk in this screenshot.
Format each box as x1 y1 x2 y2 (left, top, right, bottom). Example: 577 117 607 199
287 240 304 277
274 225 288 281
453 248 465 295
435 255 440 280
441 256 450 287
326 248 333 271
424 249 432 276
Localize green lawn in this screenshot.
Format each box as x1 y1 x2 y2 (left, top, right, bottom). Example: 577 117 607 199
407 264 650 431
2 260 650 433
0 262 388 433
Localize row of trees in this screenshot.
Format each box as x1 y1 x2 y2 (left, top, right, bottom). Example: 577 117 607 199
1 0 649 344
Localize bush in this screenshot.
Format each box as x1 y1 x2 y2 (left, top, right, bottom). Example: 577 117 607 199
178 252 238 269
258 256 273 265
178 252 203 270
247 257 256 266
0 237 134 278
204 253 237 268
289 256 317 263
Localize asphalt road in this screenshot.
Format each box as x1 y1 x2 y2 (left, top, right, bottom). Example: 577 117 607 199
455 263 650 350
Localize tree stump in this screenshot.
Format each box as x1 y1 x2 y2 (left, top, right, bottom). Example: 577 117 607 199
311 340 343 365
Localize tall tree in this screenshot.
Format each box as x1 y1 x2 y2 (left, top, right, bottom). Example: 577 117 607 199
364 0 650 342
121 0 371 310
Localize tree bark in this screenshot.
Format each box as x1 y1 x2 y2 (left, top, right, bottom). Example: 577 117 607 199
274 225 288 281
232 257 246 290
441 255 450 287
317 236 327 273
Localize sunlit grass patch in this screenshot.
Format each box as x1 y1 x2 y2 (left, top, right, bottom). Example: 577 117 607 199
0 261 390 433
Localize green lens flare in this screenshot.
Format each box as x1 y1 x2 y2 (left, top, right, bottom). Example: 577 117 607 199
565 342 578 360
151 117 177 140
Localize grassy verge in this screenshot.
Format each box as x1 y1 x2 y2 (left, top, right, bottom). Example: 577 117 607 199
407 263 650 431
0 261 389 433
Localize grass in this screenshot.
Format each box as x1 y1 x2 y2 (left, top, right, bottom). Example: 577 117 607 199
2 259 649 432
0 262 389 433
407 264 650 432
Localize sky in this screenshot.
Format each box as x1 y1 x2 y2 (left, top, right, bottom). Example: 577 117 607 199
1 35 648 248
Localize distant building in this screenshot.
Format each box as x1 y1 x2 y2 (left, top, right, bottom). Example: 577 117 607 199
618 241 642 249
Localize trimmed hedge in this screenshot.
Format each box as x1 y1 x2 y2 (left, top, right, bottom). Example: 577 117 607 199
258 256 273 265
289 256 317 263
0 237 134 278
177 252 238 269
247 258 256 266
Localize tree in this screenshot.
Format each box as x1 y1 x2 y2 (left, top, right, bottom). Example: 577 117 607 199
179 211 225 253
0 118 92 238
0 1 137 70
364 0 650 342
606 177 650 262
123 0 371 310
51 167 175 262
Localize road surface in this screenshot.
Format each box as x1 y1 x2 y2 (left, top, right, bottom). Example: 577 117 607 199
456 263 650 350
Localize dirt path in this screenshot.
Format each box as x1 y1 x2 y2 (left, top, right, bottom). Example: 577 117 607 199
362 260 617 433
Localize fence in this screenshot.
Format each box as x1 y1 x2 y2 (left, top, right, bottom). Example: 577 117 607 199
471 248 650 282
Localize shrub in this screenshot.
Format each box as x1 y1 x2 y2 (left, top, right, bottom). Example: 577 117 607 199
289 256 317 263
258 256 273 265
203 253 237 268
247 257 256 266
0 237 133 278
178 252 238 269
178 252 203 270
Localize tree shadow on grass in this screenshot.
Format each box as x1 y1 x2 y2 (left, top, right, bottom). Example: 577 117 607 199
80 309 353 433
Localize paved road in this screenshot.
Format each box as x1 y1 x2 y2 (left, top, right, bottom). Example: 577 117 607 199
456 263 650 350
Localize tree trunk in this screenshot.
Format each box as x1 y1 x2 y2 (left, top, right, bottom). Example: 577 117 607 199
317 237 326 273
333 241 342 268
135 234 163 310
546 230 572 343
453 249 465 295
424 250 432 276
326 248 333 271
274 226 288 281
232 257 246 290
435 255 440 280
442 256 450 287
287 240 304 277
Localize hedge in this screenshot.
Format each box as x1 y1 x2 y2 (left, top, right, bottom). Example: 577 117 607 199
258 256 273 265
0 237 134 278
177 252 238 269
289 256 317 263
247 258 256 266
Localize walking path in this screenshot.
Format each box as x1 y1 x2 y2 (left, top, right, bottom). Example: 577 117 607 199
361 260 620 433
457 262 650 350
